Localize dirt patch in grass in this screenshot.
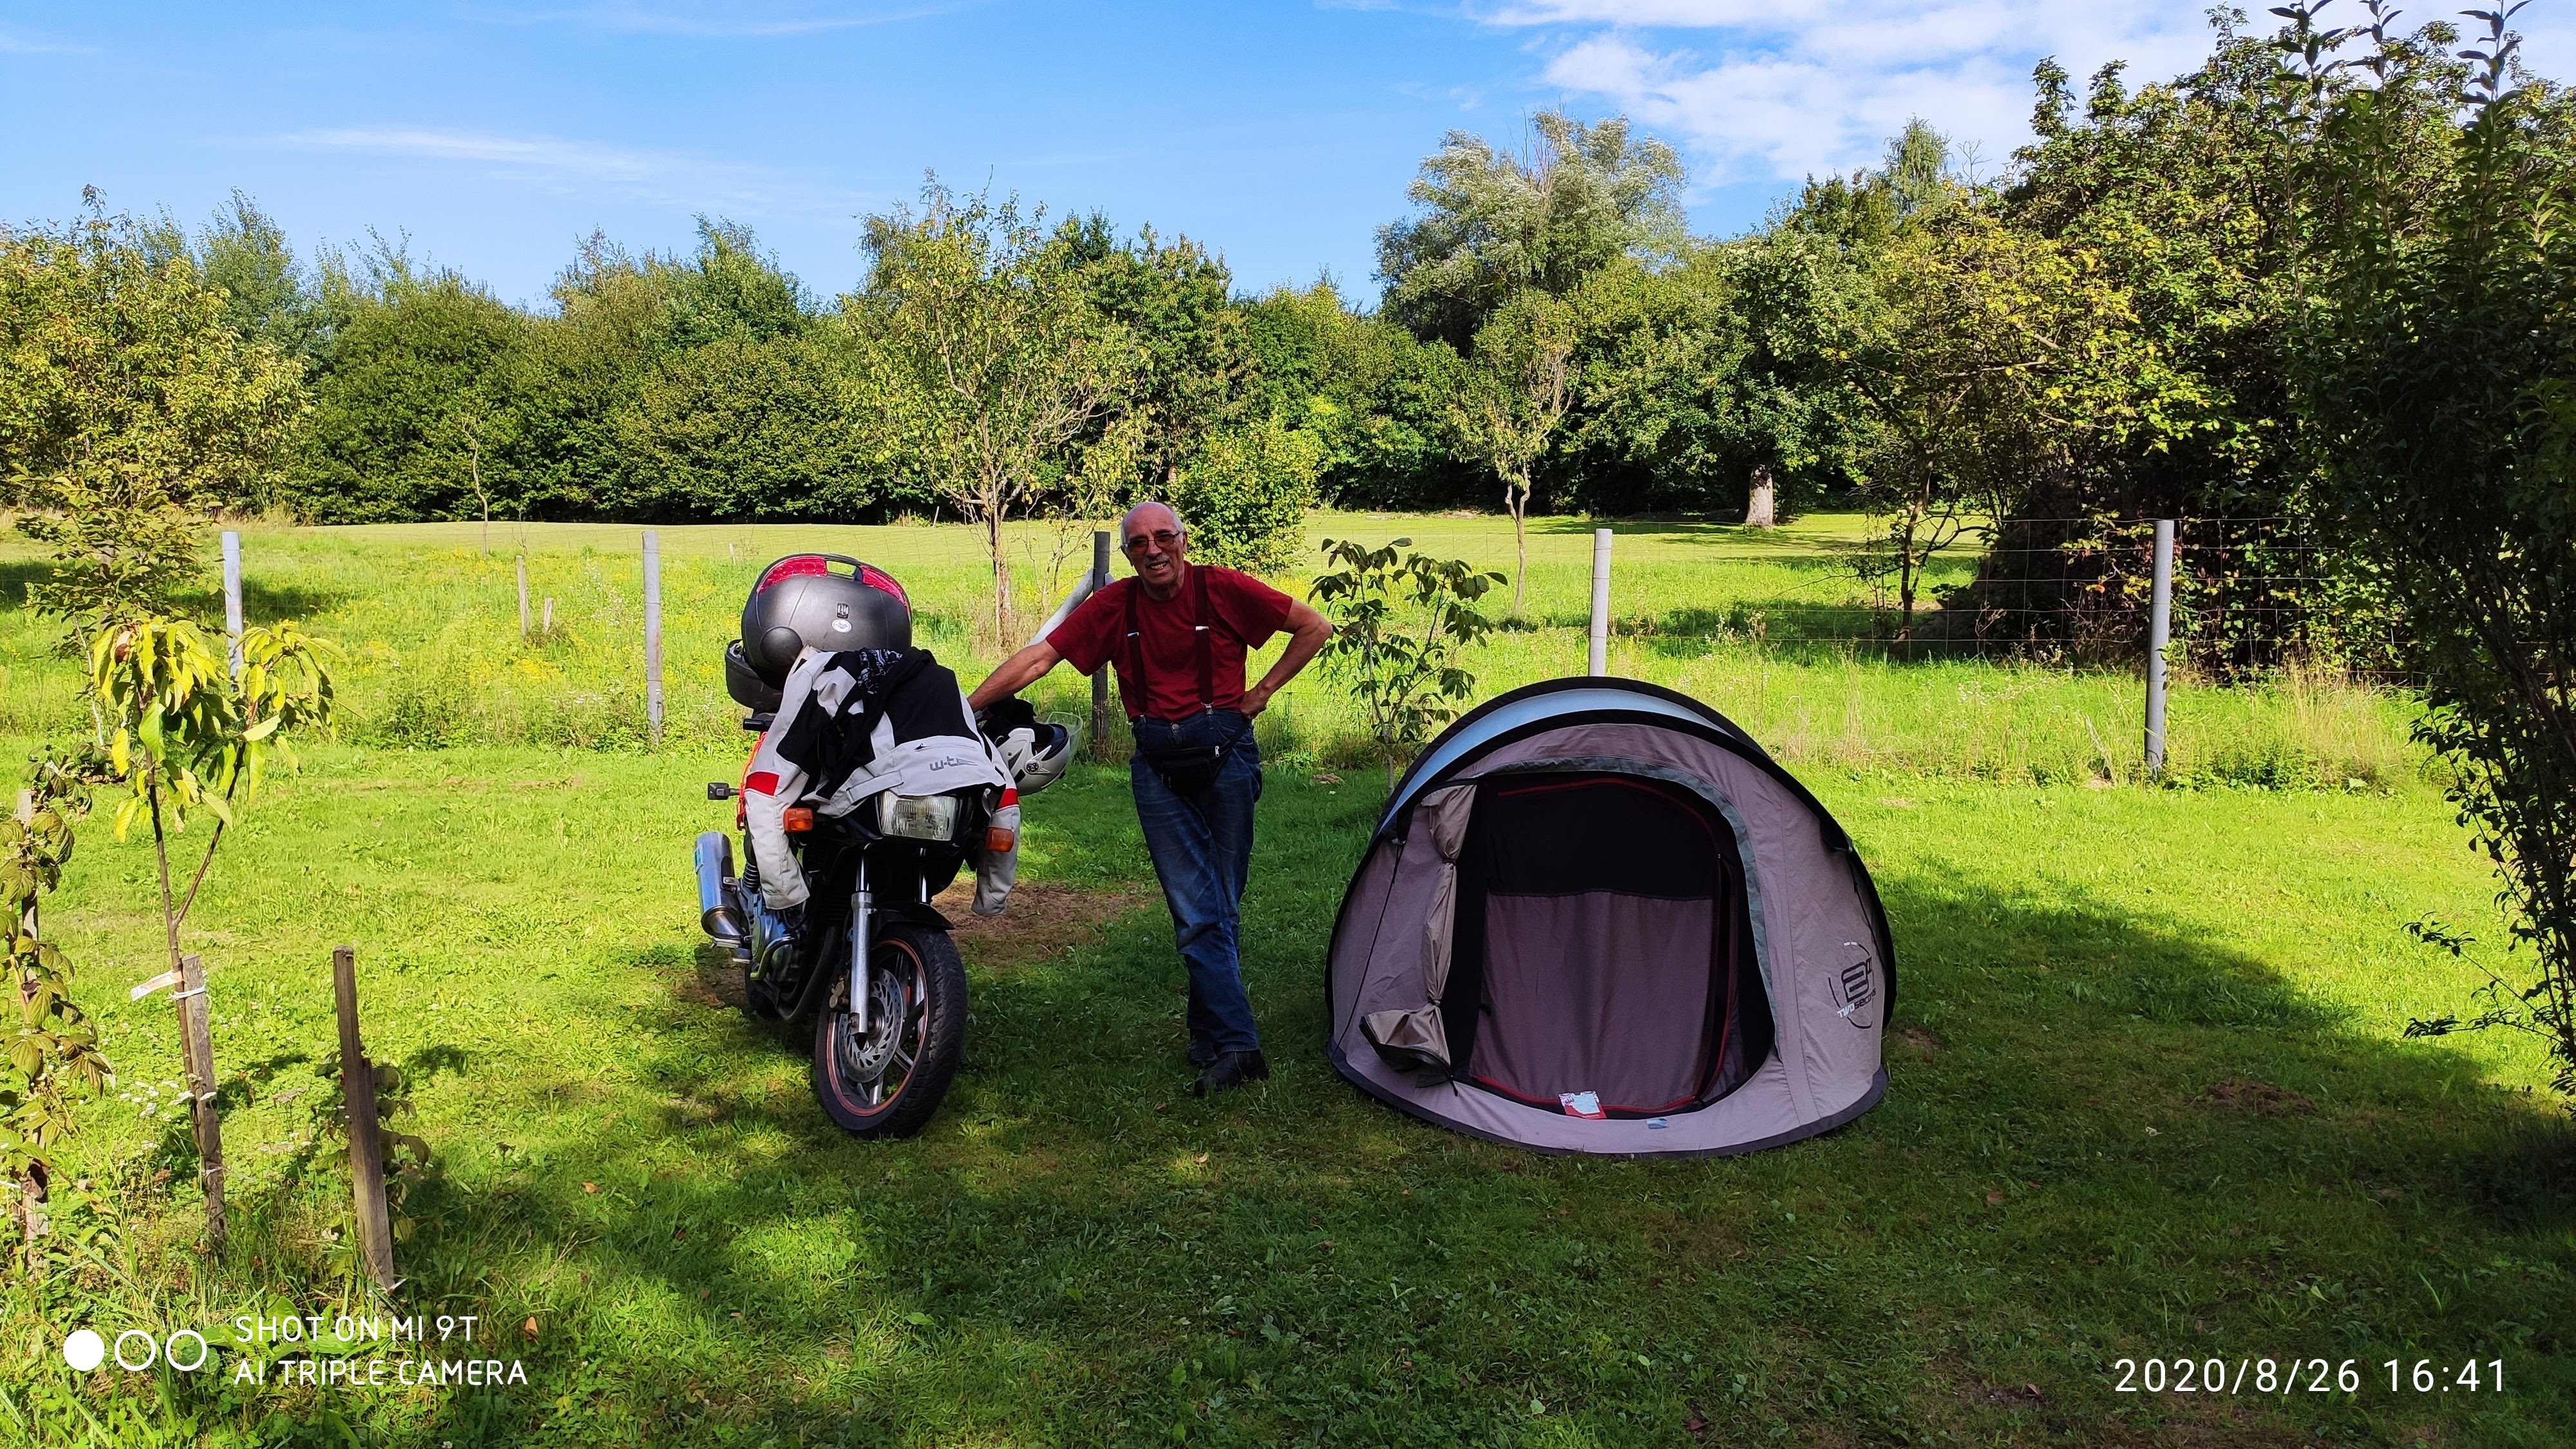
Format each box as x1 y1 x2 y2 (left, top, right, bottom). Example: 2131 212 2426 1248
672 880 1151 1010
934 878 1155 971
2200 1076 2316 1116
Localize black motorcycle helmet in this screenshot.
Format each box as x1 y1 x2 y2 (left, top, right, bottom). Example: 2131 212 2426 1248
725 554 913 711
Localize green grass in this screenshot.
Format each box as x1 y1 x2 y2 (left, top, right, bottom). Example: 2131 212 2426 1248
1 515 2566 1445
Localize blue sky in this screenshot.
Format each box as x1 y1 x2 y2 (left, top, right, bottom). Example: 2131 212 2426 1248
6 3 2571 310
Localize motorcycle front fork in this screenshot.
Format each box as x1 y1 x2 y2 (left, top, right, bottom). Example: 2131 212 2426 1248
848 857 873 1035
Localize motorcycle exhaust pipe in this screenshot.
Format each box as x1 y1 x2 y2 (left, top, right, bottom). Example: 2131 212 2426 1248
695 832 746 942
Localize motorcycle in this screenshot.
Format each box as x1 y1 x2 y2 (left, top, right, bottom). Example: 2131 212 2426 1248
687 553 1063 1139
695 762 991 1137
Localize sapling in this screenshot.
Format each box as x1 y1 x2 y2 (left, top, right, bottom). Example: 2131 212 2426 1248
1 753 115 1271
90 617 334 1249
1309 538 1505 786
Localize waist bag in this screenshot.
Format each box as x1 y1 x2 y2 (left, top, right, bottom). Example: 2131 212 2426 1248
1127 568 1240 794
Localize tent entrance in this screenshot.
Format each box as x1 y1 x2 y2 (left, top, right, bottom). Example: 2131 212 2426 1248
1440 771 1771 1117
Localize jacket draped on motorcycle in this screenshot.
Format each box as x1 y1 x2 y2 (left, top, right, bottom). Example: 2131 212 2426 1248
741 647 1018 914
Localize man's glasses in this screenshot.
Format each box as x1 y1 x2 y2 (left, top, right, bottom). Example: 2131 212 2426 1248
1122 529 1183 554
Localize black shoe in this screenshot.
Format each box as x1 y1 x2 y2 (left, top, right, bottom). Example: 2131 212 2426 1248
1188 1038 1217 1070
1193 1049 1269 1097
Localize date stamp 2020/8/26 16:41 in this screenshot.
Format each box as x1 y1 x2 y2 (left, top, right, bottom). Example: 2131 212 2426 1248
2113 1356 2506 1397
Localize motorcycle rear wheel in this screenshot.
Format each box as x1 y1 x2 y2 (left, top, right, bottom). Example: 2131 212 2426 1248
811 920 966 1139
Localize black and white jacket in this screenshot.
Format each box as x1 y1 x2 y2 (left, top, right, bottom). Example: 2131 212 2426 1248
743 647 1015 913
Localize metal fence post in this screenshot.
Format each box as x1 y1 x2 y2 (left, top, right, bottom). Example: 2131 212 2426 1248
2145 519 2175 778
1587 528 1613 676
643 531 664 743
1090 529 1114 759
220 531 243 679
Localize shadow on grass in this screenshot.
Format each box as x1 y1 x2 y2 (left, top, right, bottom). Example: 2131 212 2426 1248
0 558 352 629
133 788 2576 1444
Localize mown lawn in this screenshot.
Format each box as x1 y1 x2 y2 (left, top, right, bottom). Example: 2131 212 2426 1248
0 515 2566 1445
1 741 2568 1446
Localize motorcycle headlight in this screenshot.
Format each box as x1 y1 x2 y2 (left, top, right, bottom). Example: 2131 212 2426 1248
877 792 960 842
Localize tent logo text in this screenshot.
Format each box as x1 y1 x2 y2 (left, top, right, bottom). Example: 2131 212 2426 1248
1835 950 1877 1030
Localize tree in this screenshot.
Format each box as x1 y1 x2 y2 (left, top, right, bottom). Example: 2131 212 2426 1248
1170 412 1323 574
286 246 524 523
1379 110 1686 351
1241 281 1477 510
1056 216 1249 498
1 753 115 1269
1450 290 1577 613
854 182 1139 638
194 191 329 372
91 617 334 1247
0 193 306 643
2294 1 2576 1104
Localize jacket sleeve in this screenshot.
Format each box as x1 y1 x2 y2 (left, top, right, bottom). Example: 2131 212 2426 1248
744 650 828 910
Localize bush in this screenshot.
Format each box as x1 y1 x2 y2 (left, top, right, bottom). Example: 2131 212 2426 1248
1170 413 1321 574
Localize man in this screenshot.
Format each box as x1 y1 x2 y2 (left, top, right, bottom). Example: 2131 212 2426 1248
969 502 1332 1095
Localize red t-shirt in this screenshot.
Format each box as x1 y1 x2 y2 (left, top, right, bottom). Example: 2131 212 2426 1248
1048 564 1294 721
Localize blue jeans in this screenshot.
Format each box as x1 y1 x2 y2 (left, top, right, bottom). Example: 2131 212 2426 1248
1130 710 1264 1057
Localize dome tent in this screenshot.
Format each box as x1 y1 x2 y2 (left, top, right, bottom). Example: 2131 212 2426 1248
1325 677 1894 1156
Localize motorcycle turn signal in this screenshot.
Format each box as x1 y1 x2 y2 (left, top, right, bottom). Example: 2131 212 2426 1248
707 782 735 800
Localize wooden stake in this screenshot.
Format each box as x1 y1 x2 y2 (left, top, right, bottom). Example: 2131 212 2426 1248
332 946 398 1291
175 954 225 1252
516 554 530 638
542 598 554 637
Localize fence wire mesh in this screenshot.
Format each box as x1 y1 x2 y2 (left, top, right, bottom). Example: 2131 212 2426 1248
1664 515 2396 677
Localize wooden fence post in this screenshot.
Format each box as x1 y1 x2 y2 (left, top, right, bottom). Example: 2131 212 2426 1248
332 946 398 1291
175 953 225 1252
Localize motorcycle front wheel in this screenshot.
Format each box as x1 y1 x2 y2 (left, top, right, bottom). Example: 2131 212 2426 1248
811 920 966 1139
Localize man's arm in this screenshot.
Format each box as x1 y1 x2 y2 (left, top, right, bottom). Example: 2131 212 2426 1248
968 639 1064 714
1238 600 1332 717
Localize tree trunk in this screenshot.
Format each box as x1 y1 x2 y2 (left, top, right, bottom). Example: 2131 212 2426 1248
1746 464 1777 529
1508 480 1529 616
985 498 1010 645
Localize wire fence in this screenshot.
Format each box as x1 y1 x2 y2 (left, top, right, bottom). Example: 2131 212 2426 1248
1675 515 2398 678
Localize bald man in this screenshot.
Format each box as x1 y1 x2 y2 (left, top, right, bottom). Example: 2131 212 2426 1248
970 503 1332 1095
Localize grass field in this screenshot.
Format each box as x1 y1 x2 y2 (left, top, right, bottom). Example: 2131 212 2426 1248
0 514 2568 1446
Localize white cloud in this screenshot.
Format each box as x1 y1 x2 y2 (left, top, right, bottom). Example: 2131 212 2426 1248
288 128 667 180
1482 2 2233 187
0 25 97 54
273 126 876 222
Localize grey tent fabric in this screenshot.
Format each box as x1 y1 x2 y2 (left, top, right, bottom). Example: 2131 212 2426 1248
1325 677 1893 1157
1359 784 1473 1072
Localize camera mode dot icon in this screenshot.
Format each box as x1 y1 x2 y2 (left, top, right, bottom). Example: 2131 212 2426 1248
63 1329 104 1372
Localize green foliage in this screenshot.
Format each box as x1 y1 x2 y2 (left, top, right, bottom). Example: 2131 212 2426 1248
1309 536 1504 783
0 752 115 1227
192 191 330 370
854 182 1141 634
91 619 335 848
312 1052 435 1254
2293 1 2576 1103
1057 216 1248 498
287 251 526 524
1170 413 1321 574
0 191 306 640
1378 109 1685 351
1242 281 1476 509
